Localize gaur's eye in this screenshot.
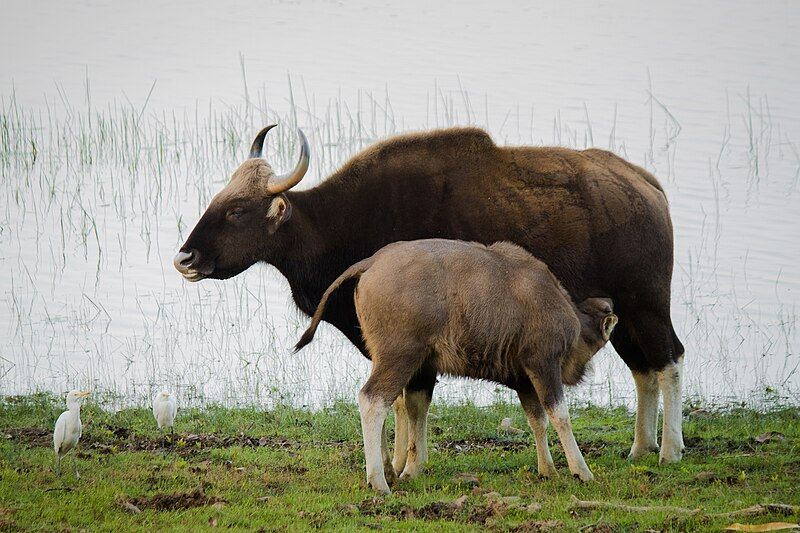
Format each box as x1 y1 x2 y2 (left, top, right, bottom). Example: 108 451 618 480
226 207 246 220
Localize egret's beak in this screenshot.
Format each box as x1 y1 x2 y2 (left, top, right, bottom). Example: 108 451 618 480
78 391 91 398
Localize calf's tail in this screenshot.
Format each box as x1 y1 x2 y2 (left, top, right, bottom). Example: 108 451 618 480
293 255 376 352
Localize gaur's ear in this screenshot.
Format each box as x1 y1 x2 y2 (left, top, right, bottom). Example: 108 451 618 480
266 195 292 234
601 314 618 341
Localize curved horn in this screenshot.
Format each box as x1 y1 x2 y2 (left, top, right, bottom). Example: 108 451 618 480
248 124 278 159
266 128 310 194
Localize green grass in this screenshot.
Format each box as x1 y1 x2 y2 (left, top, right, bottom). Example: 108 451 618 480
1 394 799 531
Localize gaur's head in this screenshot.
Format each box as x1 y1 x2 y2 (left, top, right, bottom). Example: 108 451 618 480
562 297 618 386
173 125 310 281
577 297 618 349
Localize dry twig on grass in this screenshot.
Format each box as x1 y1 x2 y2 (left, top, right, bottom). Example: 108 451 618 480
570 496 800 521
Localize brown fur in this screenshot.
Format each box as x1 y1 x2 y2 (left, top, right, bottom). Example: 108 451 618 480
177 126 683 456
296 239 617 408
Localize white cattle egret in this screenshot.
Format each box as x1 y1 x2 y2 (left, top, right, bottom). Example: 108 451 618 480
152 391 177 434
53 390 90 478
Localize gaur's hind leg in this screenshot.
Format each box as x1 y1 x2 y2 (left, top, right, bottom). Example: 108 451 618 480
526 368 593 481
612 324 660 459
381 419 397 485
516 387 557 477
397 369 435 480
390 396 409 476
359 355 420 494
399 388 432 480
625 309 685 464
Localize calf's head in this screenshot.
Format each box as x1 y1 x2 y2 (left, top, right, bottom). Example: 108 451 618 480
174 126 310 281
561 297 618 385
577 297 618 349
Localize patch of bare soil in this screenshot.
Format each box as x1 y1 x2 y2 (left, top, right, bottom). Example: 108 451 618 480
683 436 754 455
437 437 529 453
0 508 15 529
6 426 354 456
349 491 544 526
124 489 224 511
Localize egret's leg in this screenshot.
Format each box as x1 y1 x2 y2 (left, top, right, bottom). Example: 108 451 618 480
56 455 62 476
72 454 80 479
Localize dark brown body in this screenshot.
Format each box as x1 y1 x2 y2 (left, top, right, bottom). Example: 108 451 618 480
176 126 685 465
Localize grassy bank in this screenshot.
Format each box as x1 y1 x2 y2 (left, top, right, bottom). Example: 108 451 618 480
1 394 799 531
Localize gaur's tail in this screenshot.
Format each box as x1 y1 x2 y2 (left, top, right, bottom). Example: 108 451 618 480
293 255 377 352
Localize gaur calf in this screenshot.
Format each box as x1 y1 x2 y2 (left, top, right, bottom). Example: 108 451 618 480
295 239 618 494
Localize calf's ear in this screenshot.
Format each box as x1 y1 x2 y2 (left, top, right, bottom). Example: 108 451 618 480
602 314 618 341
266 195 292 234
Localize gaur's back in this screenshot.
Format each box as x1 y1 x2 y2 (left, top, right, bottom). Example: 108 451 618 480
354 239 580 383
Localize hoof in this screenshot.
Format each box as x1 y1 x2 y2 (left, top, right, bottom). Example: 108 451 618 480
628 444 659 461
537 464 558 478
573 470 594 482
391 461 406 477
398 466 421 481
659 449 683 464
384 465 398 485
372 485 391 495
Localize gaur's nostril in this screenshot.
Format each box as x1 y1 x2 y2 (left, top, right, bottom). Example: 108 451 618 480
173 250 196 271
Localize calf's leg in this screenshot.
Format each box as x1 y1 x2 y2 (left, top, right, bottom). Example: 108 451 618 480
359 358 417 494
381 419 397 484
526 369 593 481
516 388 557 477
391 396 409 475
399 388 432 480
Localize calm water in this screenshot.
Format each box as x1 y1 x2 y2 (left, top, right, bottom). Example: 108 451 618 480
1 0 798 407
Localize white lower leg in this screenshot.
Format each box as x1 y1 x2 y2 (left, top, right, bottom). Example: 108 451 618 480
399 390 430 480
359 391 391 494
72 454 80 479
529 413 557 477
518 392 557 477
546 401 593 481
381 420 396 483
629 370 660 459
391 395 409 475
658 359 684 464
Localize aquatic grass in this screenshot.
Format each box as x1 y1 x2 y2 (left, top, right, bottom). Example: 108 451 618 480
0 78 798 409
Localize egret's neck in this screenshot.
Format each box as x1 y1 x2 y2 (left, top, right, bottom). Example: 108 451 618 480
66 400 82 411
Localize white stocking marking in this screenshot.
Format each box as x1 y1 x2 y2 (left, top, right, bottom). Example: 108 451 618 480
657 359 684 464
629 370 660 459
359 391 391 494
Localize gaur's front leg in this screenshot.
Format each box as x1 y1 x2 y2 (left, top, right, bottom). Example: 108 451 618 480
526 369 593 481
516 388 557 477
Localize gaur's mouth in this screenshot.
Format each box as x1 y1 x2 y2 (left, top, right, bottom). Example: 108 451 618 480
180 270 208 282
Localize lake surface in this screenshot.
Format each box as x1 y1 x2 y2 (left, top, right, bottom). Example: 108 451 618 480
1 0 798 407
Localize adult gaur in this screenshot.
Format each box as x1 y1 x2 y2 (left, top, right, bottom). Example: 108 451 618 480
174 125 685 472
